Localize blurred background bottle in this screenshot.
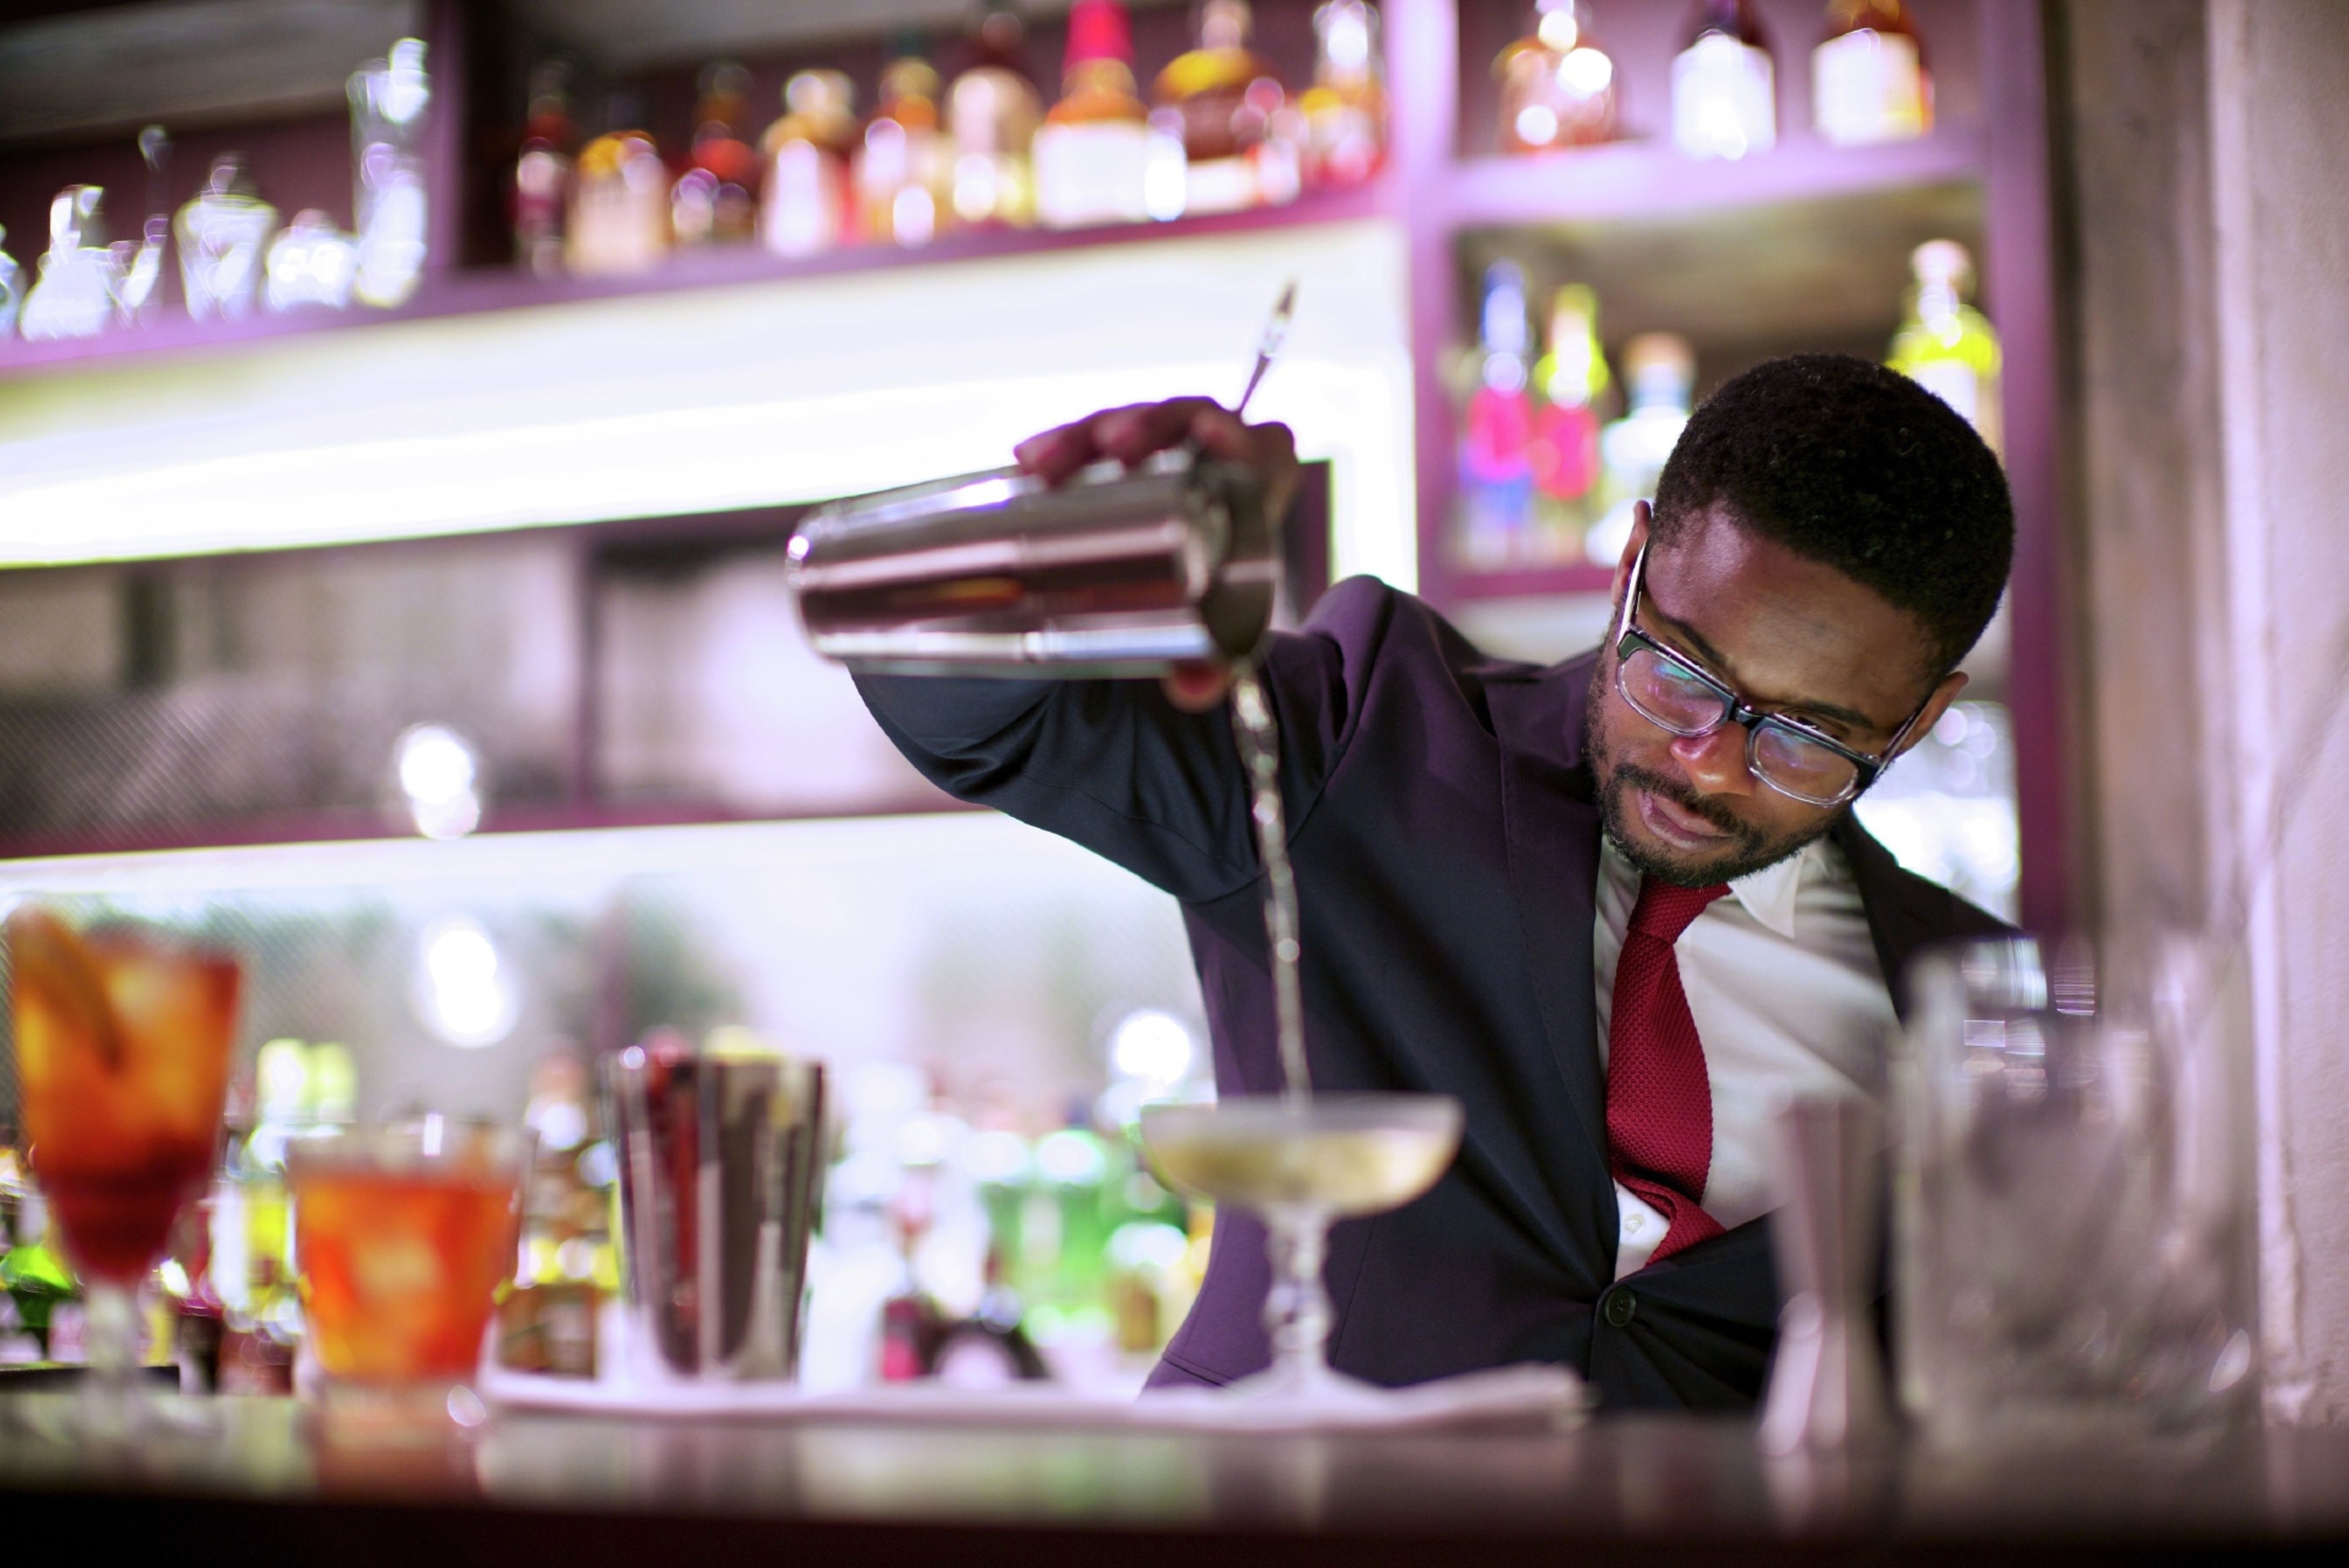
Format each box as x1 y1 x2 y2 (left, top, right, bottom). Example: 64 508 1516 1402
1672 0 1776 160
1588 331 1695 565
0 227 21 335
208 1037 357 1393
1456 261 1537 568
1813 0 1931 147
1299 0 1385 188
1152 0 1283 216
569 117 669 277
115 125 173 325
511 60 578 277
1495 0 1618 155
672 62 762 248
264 210 358 312
175 156 275 320
1034 0 1151 229
1528 283 1611 559
1 1153 78 1364
20 186 120 341
761 70 860 257
1889 238 2002 457
348 37 432 306
498 1051 613 1379
859 46 956 247
946 11 1044 228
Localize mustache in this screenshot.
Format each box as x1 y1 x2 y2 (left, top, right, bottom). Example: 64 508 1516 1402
1611 763 1765 846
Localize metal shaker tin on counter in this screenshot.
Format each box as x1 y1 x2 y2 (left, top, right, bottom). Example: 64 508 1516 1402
785 446 1278 677
607 1043 827 1382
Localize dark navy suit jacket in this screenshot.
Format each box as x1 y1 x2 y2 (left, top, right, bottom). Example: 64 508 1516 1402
857 576 2006 1410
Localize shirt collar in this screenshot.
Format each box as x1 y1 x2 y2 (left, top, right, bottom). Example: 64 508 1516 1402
1727 841 1816 940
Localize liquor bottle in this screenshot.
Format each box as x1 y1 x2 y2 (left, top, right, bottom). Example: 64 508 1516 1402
929 1248 1050 1383
760 70 859 257
1671 0 1776 160
945 10 1045 228
1152 0 1283 216
116 125 173 325
0 1152 77 1362
1889 239 2002 456
1033 0 1152 229
569 122 670 277
859 48 956 247
1 1213 77 1362
348 37 432 307
19 186 122 341
1495 0 1618 155
1298 0 1386 188
263 211 358 311
672 62 762 247
1813 0 1931 146
1456 261 1538 569
1528 284 1612 559
1587 333 1695 566
175 155 277 320
512 61 578 276
0 226 21 336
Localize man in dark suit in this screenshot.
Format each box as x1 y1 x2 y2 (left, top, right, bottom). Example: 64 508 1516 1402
856 354 2012 1410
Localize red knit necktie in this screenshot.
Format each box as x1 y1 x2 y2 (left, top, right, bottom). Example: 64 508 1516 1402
1607 876 1730 1265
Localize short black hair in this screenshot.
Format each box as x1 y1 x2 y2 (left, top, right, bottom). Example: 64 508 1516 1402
1650 352 2013 675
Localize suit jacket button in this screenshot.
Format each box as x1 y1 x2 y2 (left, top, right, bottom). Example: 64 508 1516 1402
1602 1290 1638 1329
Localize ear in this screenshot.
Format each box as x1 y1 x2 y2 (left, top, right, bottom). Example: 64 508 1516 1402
1609 501 1652 613
1892 669 1970 759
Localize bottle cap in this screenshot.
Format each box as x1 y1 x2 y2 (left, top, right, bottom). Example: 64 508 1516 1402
1911 238 1972 289
1622 333 1695 402
1065 0 1136 68
786 68 855 119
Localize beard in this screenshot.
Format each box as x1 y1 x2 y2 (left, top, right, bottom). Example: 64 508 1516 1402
1582 661 1837 888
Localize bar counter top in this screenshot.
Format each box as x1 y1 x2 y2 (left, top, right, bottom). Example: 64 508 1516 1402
6 1394 2347 1564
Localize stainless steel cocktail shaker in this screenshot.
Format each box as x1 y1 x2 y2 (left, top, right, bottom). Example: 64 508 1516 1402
606 1042 827 1381
785 446 1279 678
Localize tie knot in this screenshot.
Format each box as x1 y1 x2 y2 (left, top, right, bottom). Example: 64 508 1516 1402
1628 875 1729 943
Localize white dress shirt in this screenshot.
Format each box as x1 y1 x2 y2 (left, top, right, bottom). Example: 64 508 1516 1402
1593 835 1894 1280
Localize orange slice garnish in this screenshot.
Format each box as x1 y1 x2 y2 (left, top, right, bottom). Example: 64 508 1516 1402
6 907 127 1072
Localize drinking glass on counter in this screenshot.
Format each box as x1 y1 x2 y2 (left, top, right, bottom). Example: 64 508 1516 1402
1893 934 2258 1442
7 907 239 1430
1139 1094 1463 1400
286 1119 522 1419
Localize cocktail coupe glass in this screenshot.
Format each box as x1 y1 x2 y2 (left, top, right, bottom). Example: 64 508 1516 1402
6 907 239 1436
1139 1093 1464 1399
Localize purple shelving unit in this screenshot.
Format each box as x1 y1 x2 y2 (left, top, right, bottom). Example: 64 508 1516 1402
0 0 2067 932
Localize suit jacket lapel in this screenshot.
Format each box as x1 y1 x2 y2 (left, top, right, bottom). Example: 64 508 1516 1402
1486 652 1613 1189
1830 812 1941 1019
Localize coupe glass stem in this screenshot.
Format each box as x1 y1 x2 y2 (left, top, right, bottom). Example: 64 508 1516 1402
1261 1205 1335 1391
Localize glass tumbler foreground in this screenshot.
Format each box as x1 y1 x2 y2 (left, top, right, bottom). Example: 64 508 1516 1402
1894 935 2258 1443
287 1121 521 1414
6 907 239 1428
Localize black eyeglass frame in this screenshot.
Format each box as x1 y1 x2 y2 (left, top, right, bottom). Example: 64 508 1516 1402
1609 539 1929 808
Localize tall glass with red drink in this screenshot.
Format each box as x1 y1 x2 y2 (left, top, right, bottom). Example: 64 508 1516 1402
7 907 239 1421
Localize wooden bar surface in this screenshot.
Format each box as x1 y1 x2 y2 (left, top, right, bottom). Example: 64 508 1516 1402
5 1397 2347 1564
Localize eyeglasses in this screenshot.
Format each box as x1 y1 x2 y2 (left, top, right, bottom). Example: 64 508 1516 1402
1610 540 1925 807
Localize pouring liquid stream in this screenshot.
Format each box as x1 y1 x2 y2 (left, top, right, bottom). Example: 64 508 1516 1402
1228 663 1311 1100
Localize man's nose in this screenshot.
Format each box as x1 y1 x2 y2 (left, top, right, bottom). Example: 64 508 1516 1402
1669 726 1757 797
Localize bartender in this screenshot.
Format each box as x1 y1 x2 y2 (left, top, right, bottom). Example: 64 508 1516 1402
856 352 2012 1409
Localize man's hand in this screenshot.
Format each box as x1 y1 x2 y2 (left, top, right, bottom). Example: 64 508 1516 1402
1013 396 1297 714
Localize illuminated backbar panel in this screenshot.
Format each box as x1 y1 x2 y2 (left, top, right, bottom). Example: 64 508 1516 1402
0 220 1415 591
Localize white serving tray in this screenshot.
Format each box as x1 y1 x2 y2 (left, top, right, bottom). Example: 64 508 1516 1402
479 1360 1590 1434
